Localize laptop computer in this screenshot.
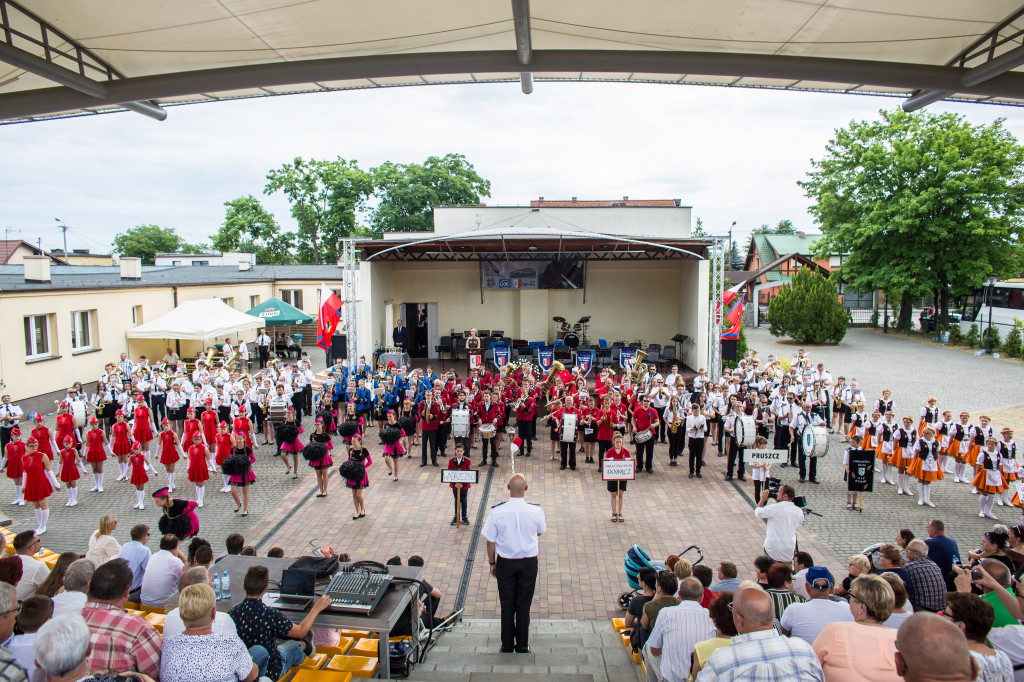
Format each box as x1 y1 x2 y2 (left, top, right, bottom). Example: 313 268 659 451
262 569 316 611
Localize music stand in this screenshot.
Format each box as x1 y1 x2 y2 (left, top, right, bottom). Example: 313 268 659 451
670 334 688 366
577 316 592 345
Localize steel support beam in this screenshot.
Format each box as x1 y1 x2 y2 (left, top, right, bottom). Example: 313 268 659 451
511 0 533 95
7 49 1024 120
520 71 533 94
709 236 725 383
0 41 108 97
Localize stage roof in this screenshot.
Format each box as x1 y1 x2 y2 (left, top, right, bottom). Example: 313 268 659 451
3 1 1024 123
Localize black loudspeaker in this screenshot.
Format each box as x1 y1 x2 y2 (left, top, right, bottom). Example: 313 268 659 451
721 339 737 361
330 335 348 362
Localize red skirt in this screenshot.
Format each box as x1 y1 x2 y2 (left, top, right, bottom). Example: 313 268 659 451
130 463 149 486
187 456 209 483
5 457 22 481
972 469 1006 494
111 439 132 457
22 471 52 502
133 422 154 443
906 458 944 482
59 457 80 483
86 445 106 463
160 443 179 466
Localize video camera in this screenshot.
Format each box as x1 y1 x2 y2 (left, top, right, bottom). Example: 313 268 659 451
766 477 808 508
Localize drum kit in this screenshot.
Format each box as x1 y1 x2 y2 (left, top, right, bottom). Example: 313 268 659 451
552 315 592 349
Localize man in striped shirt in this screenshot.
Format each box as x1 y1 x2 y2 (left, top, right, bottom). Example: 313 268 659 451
697 587 823 682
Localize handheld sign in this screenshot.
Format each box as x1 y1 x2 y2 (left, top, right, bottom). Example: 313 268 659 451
847 449 875 493
441 470 479 485
748 449 788 463
1016 481 1024 501
602 459 635 481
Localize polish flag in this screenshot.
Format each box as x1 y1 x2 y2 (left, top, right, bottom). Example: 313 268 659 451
317 283 344 352
721 284 745 341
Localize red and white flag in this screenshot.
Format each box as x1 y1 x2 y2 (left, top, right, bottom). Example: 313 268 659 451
317 283 343 351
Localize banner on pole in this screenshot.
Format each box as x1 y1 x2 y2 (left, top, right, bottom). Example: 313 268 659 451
538 347 555 372
847 449 875 493
602 459 636 481
576 349 593 375
619 347 638 370
493 346 510 368
748 449 788 463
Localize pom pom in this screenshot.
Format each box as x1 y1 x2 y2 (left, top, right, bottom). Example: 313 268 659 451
338 421 359 438
301 441 328 462
397 416 416 435
380 427 402 446
339 459 365 482
158 514 194 540
276 422 299 443
220 453 251 476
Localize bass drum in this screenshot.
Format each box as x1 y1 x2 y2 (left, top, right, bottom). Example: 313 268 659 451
565 333 580 349
735 415 757 448
451 408 471 438
802 425 830 458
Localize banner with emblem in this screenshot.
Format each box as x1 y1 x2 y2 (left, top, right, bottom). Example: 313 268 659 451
619 347 638 370
493 346 510 369
537 347 555 372
575 349 594 375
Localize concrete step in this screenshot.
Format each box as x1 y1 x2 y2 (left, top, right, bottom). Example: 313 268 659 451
410 619 644 682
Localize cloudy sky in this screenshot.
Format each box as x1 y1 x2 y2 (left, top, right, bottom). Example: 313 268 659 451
1 81 1021 254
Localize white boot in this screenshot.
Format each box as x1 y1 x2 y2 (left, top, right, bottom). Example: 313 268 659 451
11 485 21 505
135 490 145 509
221 474 231 493
998 491 1006 506
33 508 43 533
70 487 78 506
918 485 925 505
167 471 175 492
986 495 1000 520
96 472 104 493
196 486 204 507
924 484 935 507
38 508 48 534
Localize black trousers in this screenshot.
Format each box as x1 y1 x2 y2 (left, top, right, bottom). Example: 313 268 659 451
291 394 304 418
453 434 470 453
754 479 764 501
0 426 12 455
774 422 791 451
218 405 231 425
436 424 449 456
688 437 705 475
496 556 538 651
635 439 654 472
789 431 800 467
654 406 667 442
252 403 264 434
516 420 535 454
668 429 685 460
798 440 818 481
560 441 576 469
481 437 498 464
451 487 468 520
303 385 313 416
727 439 745 478
150 394 166 424
421 430 438 465
258 345 270 368
597 439 612 465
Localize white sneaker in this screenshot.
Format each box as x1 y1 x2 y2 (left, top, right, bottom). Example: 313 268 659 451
980 512 987 517
65 501 71 507
925 500 936 507
70 501 77 507
17 500 24 506
220 486 230 493
987 512 1000 520
37 527 45 535
132 503 140 510
97 488 103 493
998 498 1005 506
89 486 97 492
197 502 203 508
9 500 18 506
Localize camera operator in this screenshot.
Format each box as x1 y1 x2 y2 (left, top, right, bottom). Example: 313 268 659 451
755 483 804 565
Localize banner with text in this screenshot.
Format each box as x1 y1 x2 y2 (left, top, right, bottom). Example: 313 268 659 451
847 449 875 493
576 349 594 375
748 449 789 463
619 347 638 370
481 259 585 290
493 346 510 369
441 470 479 485
538 347 555 372
602 459 636 481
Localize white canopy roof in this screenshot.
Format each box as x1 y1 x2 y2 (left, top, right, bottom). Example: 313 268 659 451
2 1 1024 122
126 298 264 340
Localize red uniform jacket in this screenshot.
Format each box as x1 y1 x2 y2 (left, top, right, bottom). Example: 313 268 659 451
448 455 472 490
476 401 503 427
418 400 444 432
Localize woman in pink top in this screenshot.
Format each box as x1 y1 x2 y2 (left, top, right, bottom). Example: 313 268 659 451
813 574 899 681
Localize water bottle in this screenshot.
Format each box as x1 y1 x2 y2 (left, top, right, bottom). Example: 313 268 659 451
222 571 231 599
213 573 222 600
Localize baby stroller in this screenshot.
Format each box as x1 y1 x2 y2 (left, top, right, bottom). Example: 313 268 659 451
618 543 704 609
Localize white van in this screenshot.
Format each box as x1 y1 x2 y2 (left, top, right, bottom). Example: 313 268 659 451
959 280 1024 335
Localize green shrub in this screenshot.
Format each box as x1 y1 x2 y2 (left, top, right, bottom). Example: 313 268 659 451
965 323 979 348
982 325 1002 350
947 324 963 346
767 269 848 344
1000 320 1022 358
870 309 879 328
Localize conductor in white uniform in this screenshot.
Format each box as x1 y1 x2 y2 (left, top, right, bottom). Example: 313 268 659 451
482 474 546 653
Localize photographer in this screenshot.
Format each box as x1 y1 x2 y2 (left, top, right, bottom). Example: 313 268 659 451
755 484 804 565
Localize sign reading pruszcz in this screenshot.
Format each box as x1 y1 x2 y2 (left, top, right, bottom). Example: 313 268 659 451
747 449 789 463
602 459 636 481
441 470 479 485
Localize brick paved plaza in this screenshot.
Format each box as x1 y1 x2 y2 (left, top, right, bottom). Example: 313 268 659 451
5 327 1023 623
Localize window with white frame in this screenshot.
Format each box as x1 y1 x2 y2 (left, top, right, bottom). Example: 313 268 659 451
24 314 51 359
249 295 260 309
132 305 143 326
280 289 303 309
221 297 234 308
71 310 94 351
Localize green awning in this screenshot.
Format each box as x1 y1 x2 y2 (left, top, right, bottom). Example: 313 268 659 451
245 297 312 326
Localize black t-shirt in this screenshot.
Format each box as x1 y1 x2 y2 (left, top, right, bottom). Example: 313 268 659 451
627 594 653 651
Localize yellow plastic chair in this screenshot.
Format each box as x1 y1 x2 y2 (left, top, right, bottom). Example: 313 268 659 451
612 617 626 632
620 633 631 648
323 655 379 679
137 603 163 616
347 639 380 658
316 637 354 657
143 613 165 633
299 653 328 669
126 601 142 611
285 669 353 682
338 629 371 639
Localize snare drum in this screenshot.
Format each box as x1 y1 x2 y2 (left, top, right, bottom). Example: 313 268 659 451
452 408 471 438
561 413 578 442
802 424 830 458
735 415 757 448
479 423 496 439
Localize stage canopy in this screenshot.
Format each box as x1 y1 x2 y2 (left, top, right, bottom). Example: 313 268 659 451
3 2 1024 123
127 298 264 340
246 296 313 326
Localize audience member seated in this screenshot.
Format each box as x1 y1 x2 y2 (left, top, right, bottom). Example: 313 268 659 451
640 571 680 645
13 531 49 601
625 567 657 652
34 613 156 682
672 559 693 590
833 554 870 599
81 559 162 679
903 540 947 614
765 563 806 622
228 565 331 680
812 574 899 681
753 556 772 590
160 584 259 682
0 557 23 592
880 573 913 629
943 591 1013 681
267 548 285 558
697 586 823 681
896 529 915 551
185 537 212 568
691 592 737 680
693 564 717 608
780 567 853 644
877 544 915 602
645 577 716 682
140 534 185 608
117 523 152 602
216 533 245 564
792 552 814 599
924 519 961 589
408 555 443 628
163 567 238 638
894 613 978 682
967 529 1015 576
0 582 28 681
34 552 79 598
84 515 121 567
954 559 1019 628
240 547 257 556
8 595 52 672
708 561 742 594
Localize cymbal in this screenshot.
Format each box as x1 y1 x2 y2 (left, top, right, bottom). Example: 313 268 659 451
552 316 566 323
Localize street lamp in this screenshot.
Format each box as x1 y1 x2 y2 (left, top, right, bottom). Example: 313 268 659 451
986 274 998 354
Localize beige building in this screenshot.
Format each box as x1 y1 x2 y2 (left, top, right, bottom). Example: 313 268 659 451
0 240 68 265
1 257 343 411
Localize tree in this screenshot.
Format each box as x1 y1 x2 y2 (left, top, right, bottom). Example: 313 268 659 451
112 224 184 265
370 153 491 235
753 219 796 235
214 196 297 264
801 108 1024 331
692 216 707 237
767 268 848 344
264 157 374 264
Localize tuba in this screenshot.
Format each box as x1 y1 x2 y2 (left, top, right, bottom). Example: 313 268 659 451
629 350 649 384
204 347 215 368
539 360 566 396
225 349 240 372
